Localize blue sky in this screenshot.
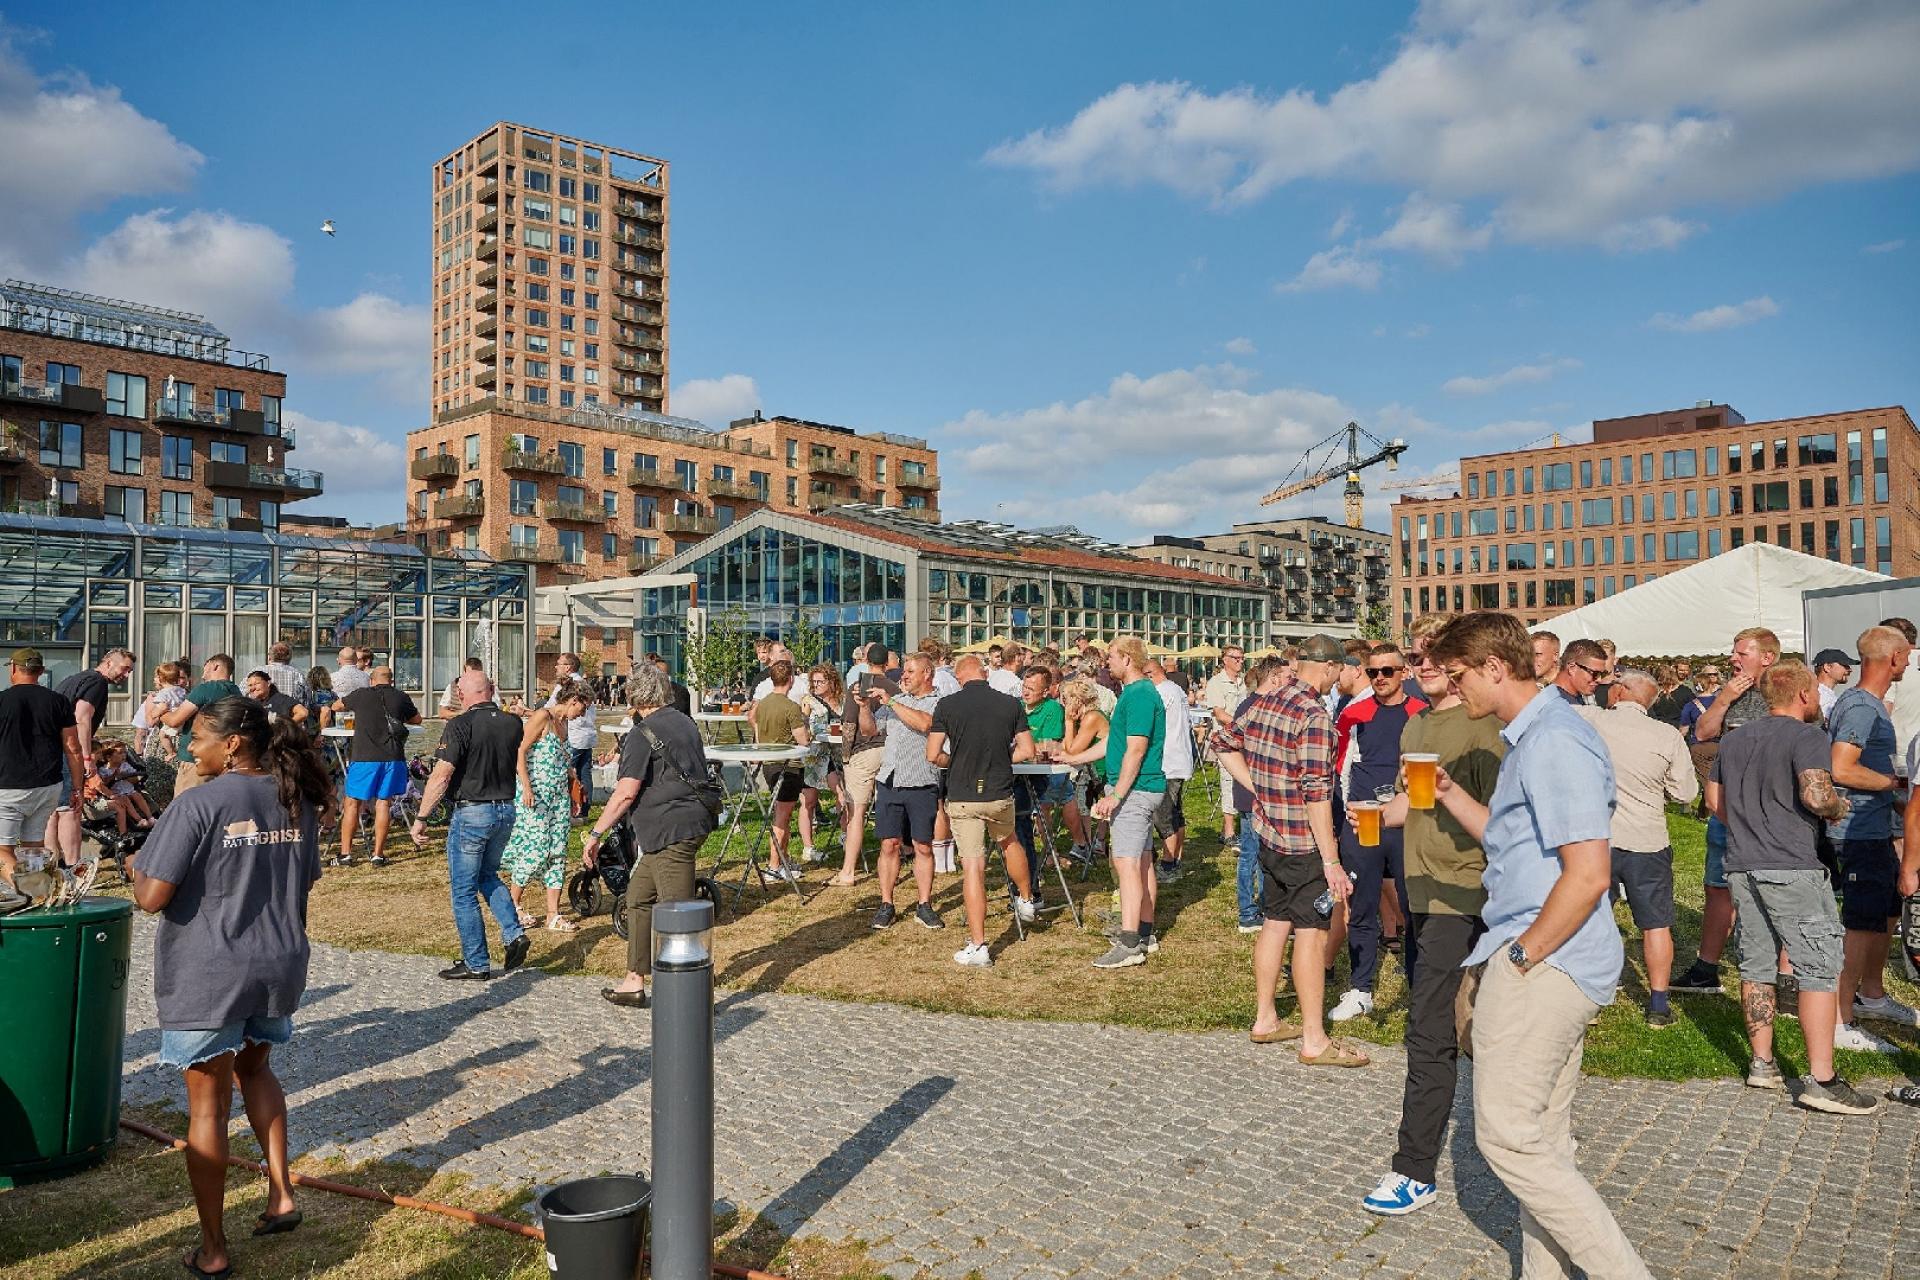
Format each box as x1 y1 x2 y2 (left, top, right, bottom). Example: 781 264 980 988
5 1 1915 537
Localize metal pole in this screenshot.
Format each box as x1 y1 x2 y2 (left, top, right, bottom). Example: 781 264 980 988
650 899 715 1280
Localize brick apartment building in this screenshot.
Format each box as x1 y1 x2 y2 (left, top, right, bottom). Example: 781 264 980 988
1129 516 1390 642
432 122 669 423
0 280 316 528
1389 402 1918 632
406 403 940 674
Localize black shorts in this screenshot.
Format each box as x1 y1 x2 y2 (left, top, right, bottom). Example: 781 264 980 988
1838 837 1898 933
1610 847 1675 931
1149 777 1187 838
875 782 938 846
761 766 803 804
1258 847 1329 928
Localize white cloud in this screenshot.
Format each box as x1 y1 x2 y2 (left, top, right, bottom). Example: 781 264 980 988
1863 238 1905 253
1327 208 1354 240
283 410 404 492
1442 357 1580 396
672 374 762 427
74 209 293 330
0 32 203 275
298 292 429 394
1276 245 1382 293
1223 336 1257 355
1648 295 1780 333
986 1 1920 251
1366 193 1492 263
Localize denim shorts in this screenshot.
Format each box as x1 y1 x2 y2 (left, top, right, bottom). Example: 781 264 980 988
1039 773 1073 807
1703 815 1729 889
159 1014 294 1069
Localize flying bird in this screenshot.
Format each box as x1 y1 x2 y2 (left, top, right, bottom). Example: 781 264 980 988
320 220 336 236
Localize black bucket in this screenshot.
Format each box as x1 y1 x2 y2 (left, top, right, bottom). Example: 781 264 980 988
539 1173 651 1279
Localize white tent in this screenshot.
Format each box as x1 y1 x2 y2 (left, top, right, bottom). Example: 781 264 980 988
1533 543 1884 655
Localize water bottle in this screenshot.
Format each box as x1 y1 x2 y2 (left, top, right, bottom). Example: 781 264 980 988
1314 888 1335 917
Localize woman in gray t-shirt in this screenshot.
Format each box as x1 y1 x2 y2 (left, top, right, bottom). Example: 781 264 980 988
132 695 332 1278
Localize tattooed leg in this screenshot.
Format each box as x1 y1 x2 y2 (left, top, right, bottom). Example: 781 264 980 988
1742 980 1776 1062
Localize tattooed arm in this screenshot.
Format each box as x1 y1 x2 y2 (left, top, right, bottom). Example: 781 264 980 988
1797 769 1849 822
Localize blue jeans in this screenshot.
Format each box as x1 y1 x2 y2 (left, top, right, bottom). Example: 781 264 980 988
570 747 594 817
1236 812 1259 926
1704 815 1729 889
446 801 524 972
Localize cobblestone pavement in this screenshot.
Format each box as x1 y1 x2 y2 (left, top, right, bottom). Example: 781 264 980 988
121 927 1920 1279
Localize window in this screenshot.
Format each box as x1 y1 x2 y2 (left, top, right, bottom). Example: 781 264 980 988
1541 462 1573 491
525 282 549 302
510 480 538 515
1850 517 1867 566
47 362 80 385
556 484 586 507
1504 507 1517 533
526 308 549 327
38 420 81 468
1706 488 1720 516
1599 458 1612 485
261 395 280 436
636 495 658 527
213 496 243 524
785 475 798 503
1726 445 1740 475
524 169 551 192
1620 455 1633 484
1774 439 1788 468
675 459 698 491
1581 538 1595 566
603 489 618 518
105 485 146 523
109 428 142 474
603 532 618 558
1467 474 1480 499
1703 448 1717 477
1544 579 1576 608
1708 529 1723 557
1463 507 1494 535
1520 466 1534 495
1643 533 1656 561
1729 485 1743 515
106 372 148 418
465 434 482 468
1752 481 1790 513
1620 495 1633 525
1824 475 1839 507
1664 530 1698 560
602 447 618 475
1661 449 1696 479
1872 428 1889 502
524 228 553 250
211 441 246 464
1622 535 1634 564
1579 460 1592 487
162 436 193 480
1580 498 1611 526
216 388 245 417
559 441 585 476
558 530 585 563
510 523 539 550
1503 468 1515 496
1684 489 1699 518
159 378 194 416
258 501 278 530
1504 542 1536 570
1875 516 1891 575
1641 493 1655 522
159 491 193 525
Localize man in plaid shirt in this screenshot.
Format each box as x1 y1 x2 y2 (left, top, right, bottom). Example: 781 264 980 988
1214 634 1369 1068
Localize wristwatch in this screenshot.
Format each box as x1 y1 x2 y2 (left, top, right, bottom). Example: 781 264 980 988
1507 939 1533 972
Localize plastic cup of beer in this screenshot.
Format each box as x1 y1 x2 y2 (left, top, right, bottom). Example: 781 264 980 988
1352 802 1382 847
1403 753 1439 809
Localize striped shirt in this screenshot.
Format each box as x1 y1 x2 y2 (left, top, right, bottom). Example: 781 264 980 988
1211 673 1335 857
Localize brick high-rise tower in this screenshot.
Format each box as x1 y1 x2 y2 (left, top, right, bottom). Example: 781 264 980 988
430 122 668 422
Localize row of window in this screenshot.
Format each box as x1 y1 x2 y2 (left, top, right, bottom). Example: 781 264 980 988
1405 576 1647 620
25 478 272 529
1463 429 1892 499
1 358 278 425
36 421 247 475
422 435 923 487
1404 517 1895 577
1419 470 1889 542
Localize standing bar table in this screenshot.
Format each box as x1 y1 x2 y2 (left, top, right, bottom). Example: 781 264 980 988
1013 761 1083 933
703 743 811 902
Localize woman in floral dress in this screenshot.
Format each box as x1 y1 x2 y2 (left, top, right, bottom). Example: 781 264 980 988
505 678 593 931
796 664 845 863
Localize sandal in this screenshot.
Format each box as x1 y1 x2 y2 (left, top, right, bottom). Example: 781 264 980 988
828 873 865 887
1249 1021 1303 1044
182 1248 233 1278
1298 1038 1371 1068
545 916 579 933
252 1208 303 1236
517 911 537 929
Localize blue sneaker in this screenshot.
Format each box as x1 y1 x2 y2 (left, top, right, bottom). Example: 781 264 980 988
1362 1172 1437 1216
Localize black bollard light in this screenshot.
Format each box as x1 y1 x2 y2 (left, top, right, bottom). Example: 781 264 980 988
650 899 715 1280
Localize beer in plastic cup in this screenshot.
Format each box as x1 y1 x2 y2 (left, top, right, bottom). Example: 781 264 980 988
1353 802 1382 847
1403 753 1439 809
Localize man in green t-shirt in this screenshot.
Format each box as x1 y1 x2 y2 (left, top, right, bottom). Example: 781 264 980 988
749 660 812 882
1074 636 1166 970
161 654 244 796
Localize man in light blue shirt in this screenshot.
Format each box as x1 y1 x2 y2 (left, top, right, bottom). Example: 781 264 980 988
1430 611 1649 1280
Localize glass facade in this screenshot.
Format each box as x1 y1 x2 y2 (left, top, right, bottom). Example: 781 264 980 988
922 563 1263 652
0 515 533 712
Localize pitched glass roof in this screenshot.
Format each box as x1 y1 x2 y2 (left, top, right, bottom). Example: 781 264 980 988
0 279 272 369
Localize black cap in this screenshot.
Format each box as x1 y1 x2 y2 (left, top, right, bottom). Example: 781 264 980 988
1812 648 1856 670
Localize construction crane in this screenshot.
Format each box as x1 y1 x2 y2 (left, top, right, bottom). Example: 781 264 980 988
1260 420 1408 528
1377 429 1571 496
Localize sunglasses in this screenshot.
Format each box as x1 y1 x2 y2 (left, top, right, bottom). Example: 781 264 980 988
1366 665 1403 677
1573 663 1608 678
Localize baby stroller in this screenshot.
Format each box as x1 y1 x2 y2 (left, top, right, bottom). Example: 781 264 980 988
566 821 720 939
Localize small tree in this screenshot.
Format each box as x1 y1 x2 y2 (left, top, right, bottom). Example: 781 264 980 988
786 607 826 672
1359 602 1392 642
686 604 753 697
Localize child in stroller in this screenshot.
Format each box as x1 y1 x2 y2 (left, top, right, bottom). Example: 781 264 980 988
85 740 155 835
566 820 719 939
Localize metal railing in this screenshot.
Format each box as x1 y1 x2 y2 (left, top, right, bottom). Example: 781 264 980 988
503 449 566 474
809 455 858 477
410 453 460 480
539 500 607 524
434 493 484 519
0 307 276 371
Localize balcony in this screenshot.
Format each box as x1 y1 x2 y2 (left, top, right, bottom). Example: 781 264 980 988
895 470 941 492
702 478 764 503
615 354 661 374
476 237 499 260
1333 585 1356 599
1362 544 1386 558
476 264 498 288
0 429 27 464
625 551 664 574
149 402 272 437
539 499 607 524
662 513 717 536
477 209 499 234
504 449 567 475
475 315 497 339
614 256 661 277
626 466 681 491
614 304 665 326
808 454 858 478
204 460 324 498
896 506 940 523
614 229 664 251
617 201 664 224
0 379 106 415
476 290 498 312
476 342 497 364
477 178 499 201
474 367 496 389
410 453 460 481
502 543 561 564
554 561 590 578
434 493 484 520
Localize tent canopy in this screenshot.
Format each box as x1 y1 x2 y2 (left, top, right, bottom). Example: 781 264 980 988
1533 543 1883 655
1180 643 1223 658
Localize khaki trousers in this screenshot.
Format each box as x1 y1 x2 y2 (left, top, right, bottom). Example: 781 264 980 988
1471 951 1652 1280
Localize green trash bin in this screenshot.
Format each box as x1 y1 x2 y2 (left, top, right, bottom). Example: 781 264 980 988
0 896 133 1186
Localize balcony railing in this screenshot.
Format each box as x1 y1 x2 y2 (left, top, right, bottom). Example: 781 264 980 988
476 342 497 364
614 256 661 276
809 455 858 478
895 470 941 491
706 478 765 502
613 304 665 326
662 513 717 536
477 209 499 234
626 466 681 490
626 551 664 573
0 378 107 415
504 449 567 475
474 368 496 388
539 500 607 524
476 264 498 287
617 201 664 223
475 315 497 338
434 493 484 520
614 229 664 250
410 453 460 481
477 179 499 201
615 355 661 373
477 237 499 260
204 460 324 496
0 431 28 464
896 506 940 523
502 543 561 564
476 290 498 311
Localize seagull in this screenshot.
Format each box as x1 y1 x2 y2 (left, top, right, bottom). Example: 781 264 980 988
320 220 336 236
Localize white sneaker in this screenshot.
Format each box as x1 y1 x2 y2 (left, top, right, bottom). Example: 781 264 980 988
1834 1020 1899 1053
1328 989 1375 1023
1013 895 1037 923
953 941 992 968
1852 995 1920 1027
801 845 825 864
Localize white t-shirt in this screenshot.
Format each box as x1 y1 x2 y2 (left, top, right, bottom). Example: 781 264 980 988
1154 678 1194 781
986 668 1022 699
1819 682 1840 720
932 665 961 697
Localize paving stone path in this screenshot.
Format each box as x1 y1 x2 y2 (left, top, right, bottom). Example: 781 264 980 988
121 927 1920 1279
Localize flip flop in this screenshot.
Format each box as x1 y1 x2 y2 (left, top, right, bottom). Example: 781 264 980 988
1298 1038 1371 1068
252 1209 303 1236
182 1248 233 1278
1249 1021 1303 1044
602 987 649 1008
